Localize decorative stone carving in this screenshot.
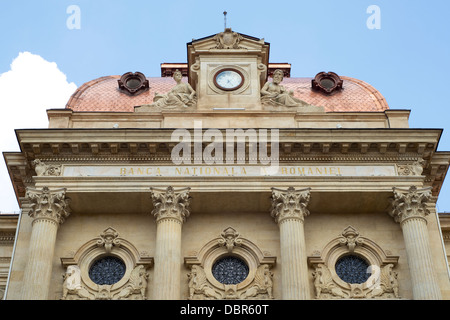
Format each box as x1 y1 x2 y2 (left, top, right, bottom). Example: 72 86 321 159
150 186 191 224
212 28 244 49
60 228 153 300
26 186 71 225
312 263 399 299
62 265 93 300
270 187 311 224
397 159 425 176
308 226 400 299
239 265 274 299
96 227 121 253
114 265 149 300
312 264 348 299
338 226 364 252
368 264 400 299
185 227 276 300
390 186 432 224
188 265 224 300
32 159 61 176
261 69 322 110
218 227 243 252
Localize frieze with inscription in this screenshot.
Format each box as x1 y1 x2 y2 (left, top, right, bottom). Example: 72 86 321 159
61 165 397 178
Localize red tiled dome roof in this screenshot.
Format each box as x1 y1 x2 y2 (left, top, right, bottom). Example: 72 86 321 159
66 75 389 112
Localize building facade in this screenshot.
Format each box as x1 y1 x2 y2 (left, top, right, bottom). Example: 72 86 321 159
2 29 450 300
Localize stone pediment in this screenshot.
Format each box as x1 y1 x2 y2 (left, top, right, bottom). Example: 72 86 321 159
189 28 269 52
187 29 270 65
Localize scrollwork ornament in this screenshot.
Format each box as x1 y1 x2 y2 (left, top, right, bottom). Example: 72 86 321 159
96 227 121 253
338 226 364 252
218 227 243 252
32 159 62 176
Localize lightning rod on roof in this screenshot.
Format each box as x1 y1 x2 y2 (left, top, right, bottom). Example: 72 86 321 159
223 11 227 29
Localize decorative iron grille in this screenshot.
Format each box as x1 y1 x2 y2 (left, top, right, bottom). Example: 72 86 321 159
89 256 126 285
212 257 249 285
335 255 371 284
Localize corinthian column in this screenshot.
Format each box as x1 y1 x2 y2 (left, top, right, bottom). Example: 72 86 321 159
22 186 71 300
271 187 311 300
150 186 191 300
390 186 442 300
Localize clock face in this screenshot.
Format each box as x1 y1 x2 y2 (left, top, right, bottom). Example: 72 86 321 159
214 69 244 91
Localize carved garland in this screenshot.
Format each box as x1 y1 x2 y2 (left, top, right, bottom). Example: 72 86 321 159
184 227 276 300
307 226 400 299
60 227 153 300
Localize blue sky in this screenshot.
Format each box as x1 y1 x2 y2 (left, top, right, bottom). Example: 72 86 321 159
0 0 449 212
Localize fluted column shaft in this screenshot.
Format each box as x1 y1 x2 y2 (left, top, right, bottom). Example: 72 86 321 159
271 187 311 300
390 186 442 300
21 187 71 300
151 187 191 300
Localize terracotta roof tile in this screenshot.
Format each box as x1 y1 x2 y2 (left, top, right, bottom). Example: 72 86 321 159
66 75 389 112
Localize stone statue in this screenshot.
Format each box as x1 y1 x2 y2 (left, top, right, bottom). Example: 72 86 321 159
369 264 400 298
312 264 348 299
261 69 311 108
239 264 274 299
62 265 93 300
187 265 223 300
152 70 196 108
115 265 149 300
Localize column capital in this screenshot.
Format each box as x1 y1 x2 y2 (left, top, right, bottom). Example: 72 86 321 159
25 186 71 226
270 187 311 224
390 186 432 224
150 186 191 224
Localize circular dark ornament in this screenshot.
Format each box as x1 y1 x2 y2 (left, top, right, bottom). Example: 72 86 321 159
89 256 126 285
118 71 149 95
212 256 249 284
335 255 371 284
312 71 343 95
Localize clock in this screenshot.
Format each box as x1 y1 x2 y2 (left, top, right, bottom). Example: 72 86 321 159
213 68 244 91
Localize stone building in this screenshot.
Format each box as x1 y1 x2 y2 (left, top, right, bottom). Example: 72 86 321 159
2 29 450 300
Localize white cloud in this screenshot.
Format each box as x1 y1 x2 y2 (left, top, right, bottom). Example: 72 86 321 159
0 52 77 212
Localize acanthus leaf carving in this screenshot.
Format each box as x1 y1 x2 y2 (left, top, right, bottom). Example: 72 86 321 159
150 186 191 224
26 186 71 225
390 186 432 224
270 187 311 224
